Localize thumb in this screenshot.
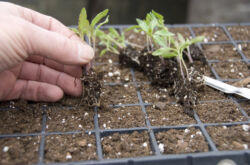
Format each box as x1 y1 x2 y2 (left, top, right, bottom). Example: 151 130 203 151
25 21 94 65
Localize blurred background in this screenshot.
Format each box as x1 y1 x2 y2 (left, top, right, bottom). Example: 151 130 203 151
2 0 250 25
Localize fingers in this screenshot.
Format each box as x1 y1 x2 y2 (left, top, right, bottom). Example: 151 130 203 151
27 55 82 78
16 61 82 96
24 21 94 65
4 80 64 102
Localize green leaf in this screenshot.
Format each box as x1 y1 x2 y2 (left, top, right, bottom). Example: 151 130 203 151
95 15 109 31
109 28 120 37
91 9 109 28
124 25 140 32
100 49 107 57
136 19 149 32
154 29 174 37
190 36 204 44
78 8 90 36
152 47 178 58
153 35 167 47
152 10 164 24
177 33 185 44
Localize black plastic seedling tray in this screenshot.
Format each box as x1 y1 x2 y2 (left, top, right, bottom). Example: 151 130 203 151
0 23 250 165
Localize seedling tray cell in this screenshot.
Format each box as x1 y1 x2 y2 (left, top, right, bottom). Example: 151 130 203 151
0 23 250 165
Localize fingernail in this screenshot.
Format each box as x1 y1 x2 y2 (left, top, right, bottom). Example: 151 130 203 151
78 43 94 62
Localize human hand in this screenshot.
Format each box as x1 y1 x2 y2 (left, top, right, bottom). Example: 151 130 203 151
0 2 94 102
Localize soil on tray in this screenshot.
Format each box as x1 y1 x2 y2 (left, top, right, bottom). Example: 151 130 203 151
0 102 42 134
138 83 175 104
46 106 94 132
95 49 119 63
101 84 138 105
134 70 149 82
195 101 246 123
239 101 250 117
202 44 242 61
156 127 209 154
95 63 132 83
146 104 196 126
102 131 152 159
169 27 192 39
124 30 147 47
211 61 250 79
193 27 229 41
241 43 250 59
207 125 250 151
227 26 250 41
198 86 228 101
98 106 146 129
45 133 96 162
0 136 40 165
119 43 208 117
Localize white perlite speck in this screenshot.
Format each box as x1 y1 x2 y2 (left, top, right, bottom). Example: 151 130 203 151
3 146 9 152
243 144 248 149
78 124 83 128
66 153 72 160
242 125 249 131
88 143 92 147
114 71 120 76
124 84 128 88
204 38 208 43
238 44 242 51
108 59 113 64
143 142 148 147
184 129 190 133
190 134 195 138
196 131 202 135
108 72 113 77
61 119 65 124
158 143 164 153
103 124 107 128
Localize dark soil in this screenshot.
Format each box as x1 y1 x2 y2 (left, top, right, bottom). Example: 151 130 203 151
198 86 228 101
81 68 102 107
202 44 242 61
227 26 250 41
102 131 152 159
95 50 119 63
95 63 132 83
52 95 81 107
46 106 94 132
101 84 138 105
146 104 196 126
207 125 250 150
98 106 145 129
119 44 207 117
0 136 40 165
169 27 192 39
211 61 250 79
195 101 247 123
239 101 250 116
45 133 97 162
241 43 250 59
156 127 209 154
138 83 175 104
0 102 42 134
124 30 147 47
134 70 149 82
193 27 229 41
